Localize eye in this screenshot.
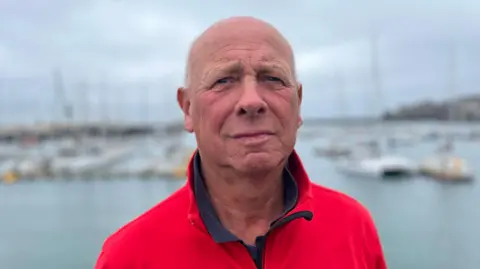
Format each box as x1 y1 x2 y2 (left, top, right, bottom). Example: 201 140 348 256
266 76 282 82
215 77 235 85
210 76 237 91
262 76 284 85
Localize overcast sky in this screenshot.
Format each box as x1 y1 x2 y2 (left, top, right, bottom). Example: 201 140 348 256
0 0 479 124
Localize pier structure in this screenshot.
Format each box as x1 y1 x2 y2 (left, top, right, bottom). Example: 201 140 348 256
0 121 192 184
0 121 185 142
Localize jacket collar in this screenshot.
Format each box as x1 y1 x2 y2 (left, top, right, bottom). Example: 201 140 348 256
186 149 314 234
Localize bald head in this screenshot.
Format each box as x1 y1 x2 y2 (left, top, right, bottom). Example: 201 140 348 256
184 16 296 87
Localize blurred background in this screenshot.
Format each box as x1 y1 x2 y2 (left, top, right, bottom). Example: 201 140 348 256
0 1 479 268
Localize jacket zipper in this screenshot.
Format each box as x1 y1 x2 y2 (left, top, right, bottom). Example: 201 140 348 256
255 211 313 269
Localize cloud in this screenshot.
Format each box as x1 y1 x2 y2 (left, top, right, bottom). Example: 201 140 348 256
0 0 199 79
1 0 480 123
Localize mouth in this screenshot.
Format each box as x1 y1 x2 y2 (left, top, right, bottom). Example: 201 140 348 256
231 131 274 145
232 131 274 139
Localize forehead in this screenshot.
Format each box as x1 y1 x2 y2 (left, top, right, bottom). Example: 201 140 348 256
207 42 289 69
187 28 295 84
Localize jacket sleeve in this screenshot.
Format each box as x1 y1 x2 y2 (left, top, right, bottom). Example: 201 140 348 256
94 243 131 269
374 247 388 269
371 226 387 269
94 250 109 269
361 209 388 269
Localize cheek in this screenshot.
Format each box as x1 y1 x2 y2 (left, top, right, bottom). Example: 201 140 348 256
270 92 300 127
192 95 232 135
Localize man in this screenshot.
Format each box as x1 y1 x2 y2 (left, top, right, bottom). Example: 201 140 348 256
95 16 387 269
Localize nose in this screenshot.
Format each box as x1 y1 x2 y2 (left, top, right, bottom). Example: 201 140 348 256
235 79 267 117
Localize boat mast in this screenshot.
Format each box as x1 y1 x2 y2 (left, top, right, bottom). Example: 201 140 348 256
98 78 109 142
332 70 346 146
445 39 457 152
369 32 384 154
447 40 457 121
370 33 383 117
52 69 73 123
336 70 346 119
0 78 4 125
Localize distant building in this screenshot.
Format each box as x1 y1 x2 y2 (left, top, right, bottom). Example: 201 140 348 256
383 95 480 121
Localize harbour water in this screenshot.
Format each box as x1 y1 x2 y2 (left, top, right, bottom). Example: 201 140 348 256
0 124 479 269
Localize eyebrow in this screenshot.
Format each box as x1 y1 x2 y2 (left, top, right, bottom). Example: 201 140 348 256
204 61 243 79
255 61 291 78
203 60 292 81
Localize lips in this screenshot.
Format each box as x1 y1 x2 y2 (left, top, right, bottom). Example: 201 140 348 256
232 131 274 139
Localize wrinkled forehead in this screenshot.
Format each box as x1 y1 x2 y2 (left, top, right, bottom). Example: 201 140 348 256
207 58 291 75
186 29 296 87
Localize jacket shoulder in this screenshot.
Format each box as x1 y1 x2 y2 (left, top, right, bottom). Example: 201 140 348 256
95 185 190 268
310 183 376 224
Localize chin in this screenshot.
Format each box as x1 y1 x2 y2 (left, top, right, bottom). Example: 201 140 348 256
234 152 283 175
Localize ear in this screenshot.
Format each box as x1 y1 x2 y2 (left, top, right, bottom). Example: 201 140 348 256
297 83 303 129
177 87 194 133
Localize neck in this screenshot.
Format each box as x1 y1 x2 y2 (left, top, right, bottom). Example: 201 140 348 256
201 161 285 245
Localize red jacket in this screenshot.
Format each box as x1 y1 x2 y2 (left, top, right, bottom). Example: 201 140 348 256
95 150 387 269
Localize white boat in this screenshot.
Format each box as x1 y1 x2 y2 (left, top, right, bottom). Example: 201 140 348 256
49 144 133 176
336 154 417 179
144 145 195 179
15 157 48 178
335 142 417 179
147 159 188 179
108 156 156 177
0 159 17 175
0 145 25 160
313 139 352 159
418 155 474 182
312 129 352 159
313 146 351 159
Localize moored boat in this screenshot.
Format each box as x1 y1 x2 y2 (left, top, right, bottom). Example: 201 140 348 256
418 155 474 182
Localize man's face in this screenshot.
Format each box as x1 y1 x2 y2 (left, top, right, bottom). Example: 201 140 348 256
178 25 302 175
